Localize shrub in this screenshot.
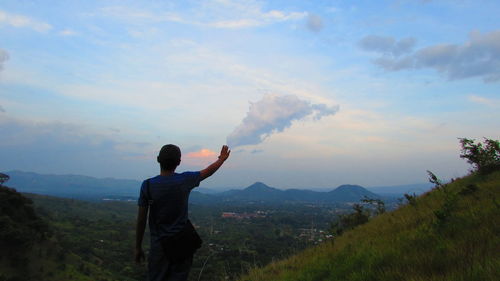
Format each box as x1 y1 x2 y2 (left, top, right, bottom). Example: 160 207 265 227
361 196 386 215
459 138 500 174
331 204 370 235
427 170 443 190
0 173 9 186
403 193 417 206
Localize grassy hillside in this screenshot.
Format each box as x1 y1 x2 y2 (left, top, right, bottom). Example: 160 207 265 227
240 171 500 281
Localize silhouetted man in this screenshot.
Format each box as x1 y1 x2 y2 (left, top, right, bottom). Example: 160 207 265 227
135 144 230 281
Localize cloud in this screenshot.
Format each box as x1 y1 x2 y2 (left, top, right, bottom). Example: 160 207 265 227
468 95 500 107
0 116 124 176
183 148 218 167
373 56 414 71
311 103 339 120
202 2 306 29
0 114 167 179
0 105 5 113
0 48 8 71
98 3 306 29
306 14 323 32
0 10 52 32
359 35 416 56
186 148 217 158
211 19 261 29
227 94 339 148
360 30 500 82
59 29 77 36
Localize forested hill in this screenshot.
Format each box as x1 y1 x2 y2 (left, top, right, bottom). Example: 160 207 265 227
240 170 500 281
0 186 121 281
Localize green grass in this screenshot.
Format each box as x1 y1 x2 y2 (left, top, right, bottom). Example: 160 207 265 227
240 171 500 281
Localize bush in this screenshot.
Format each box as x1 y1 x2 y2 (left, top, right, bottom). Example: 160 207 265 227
427 170 443 189
361 196 386 215
403 193 417 206
459 138 500 174
331 204 370 235
0 186 50 255
0 173 9 186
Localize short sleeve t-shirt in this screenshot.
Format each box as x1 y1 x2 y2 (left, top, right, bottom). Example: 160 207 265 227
138 171 201 240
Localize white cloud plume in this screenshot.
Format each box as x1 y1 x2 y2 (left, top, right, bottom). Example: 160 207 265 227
0 48 8 71
227 94 339 148
0 10 51 32
360 30 500 83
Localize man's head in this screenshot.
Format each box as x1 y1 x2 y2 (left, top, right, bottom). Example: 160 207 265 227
157 144 181 171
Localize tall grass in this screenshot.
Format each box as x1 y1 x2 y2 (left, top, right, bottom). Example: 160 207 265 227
240 171 500 281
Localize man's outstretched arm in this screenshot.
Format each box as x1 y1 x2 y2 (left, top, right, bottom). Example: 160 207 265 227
135 206 148 264
200 145 230 181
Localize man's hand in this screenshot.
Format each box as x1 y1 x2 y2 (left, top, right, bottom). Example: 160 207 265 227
135 247 145 264
218 145 231 162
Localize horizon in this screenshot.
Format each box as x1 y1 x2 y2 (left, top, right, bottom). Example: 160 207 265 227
1 0 499 189
4 169 432 193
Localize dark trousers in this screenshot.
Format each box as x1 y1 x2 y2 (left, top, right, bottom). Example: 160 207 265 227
148 239 193 281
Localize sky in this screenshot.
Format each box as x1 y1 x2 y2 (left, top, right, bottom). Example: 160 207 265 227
0 0 499 189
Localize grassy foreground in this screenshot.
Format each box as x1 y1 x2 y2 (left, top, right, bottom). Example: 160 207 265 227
240 171 500 281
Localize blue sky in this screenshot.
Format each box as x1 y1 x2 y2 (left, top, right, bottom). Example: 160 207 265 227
0 0 499 189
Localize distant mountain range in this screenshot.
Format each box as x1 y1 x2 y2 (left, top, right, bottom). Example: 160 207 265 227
3 170 423 204
212 182 380 203
5 170 140 200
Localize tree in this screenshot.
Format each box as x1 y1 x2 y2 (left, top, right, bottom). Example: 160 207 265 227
361 196 386 215
0 173 9 186
331 204 370 235
459 138 500 174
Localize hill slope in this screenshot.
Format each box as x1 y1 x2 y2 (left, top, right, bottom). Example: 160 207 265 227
0 186 118 281
240 171 500 281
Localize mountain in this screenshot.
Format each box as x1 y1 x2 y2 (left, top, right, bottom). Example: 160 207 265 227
214 182 380 204
196 187 224 194
217 182 284 202
239 171 500 281
4 170 381 204
327 184 379 202
5 170 140 200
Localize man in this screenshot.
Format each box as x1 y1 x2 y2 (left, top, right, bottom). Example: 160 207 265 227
135 144 230 281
